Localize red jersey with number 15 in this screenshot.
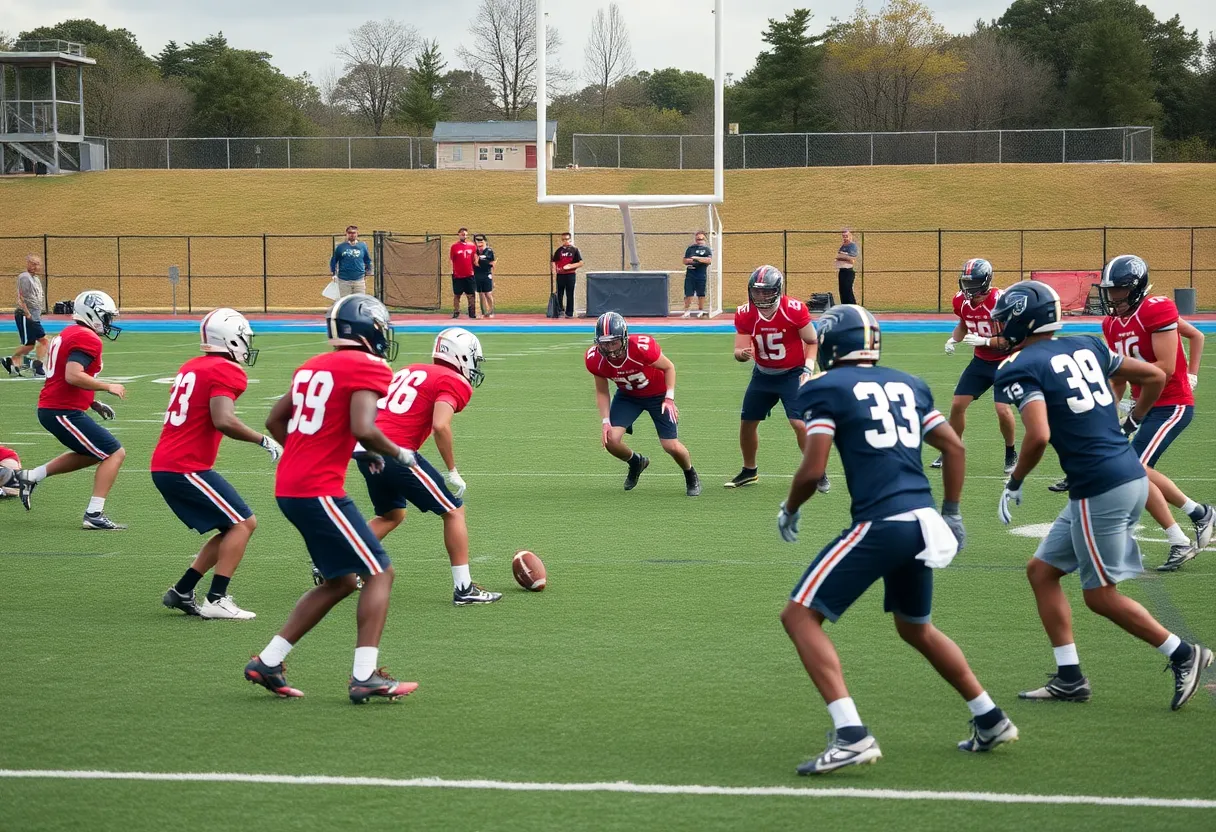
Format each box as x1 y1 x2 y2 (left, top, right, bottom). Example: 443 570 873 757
275 349 394 499
952 288 1005 362
1102 295 1193 407
151 355 249 473
734 296 812 371
38 323 104 412
376 362 473 450
585 334 666 398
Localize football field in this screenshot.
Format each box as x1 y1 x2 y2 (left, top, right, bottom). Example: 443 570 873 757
2 330 1214 830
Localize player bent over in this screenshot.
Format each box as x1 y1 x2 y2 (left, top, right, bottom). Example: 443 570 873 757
1 446 21 498
245 295 419 703
992 281 1212 709
14 291 128 529
778 304 1016 774
728 266 826 491
156 309 283 620
356 327 501 605
585 312 701 496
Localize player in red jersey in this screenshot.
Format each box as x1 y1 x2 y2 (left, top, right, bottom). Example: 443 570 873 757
244 295 420 704
449 227 478 319
13 291 129 529
356 327 501 605
0 445 20 498
727 265 823 490
586 311 701 495
937 259 1017 474
154 309 284 620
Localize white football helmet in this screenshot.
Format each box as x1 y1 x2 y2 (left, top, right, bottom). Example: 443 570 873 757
433 327 485 388
200 308 258 365
73 290 121 340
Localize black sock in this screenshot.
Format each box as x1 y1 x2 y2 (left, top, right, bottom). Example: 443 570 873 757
1056 663 1084 683
1188 504 1208 522
1005 445 1016 459
974 706 1005 731
836 724 869 743
175 568 204 595
1170 642 1194 665
207 574 231 603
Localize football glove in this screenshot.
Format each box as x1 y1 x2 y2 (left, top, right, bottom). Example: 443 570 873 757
260 434 283 463
962 333 990 348
1188 373 1198 390
1117 399 1135 419
998 479 1023 525
777 502 801 543
944 337 957 355
1121 413 1139 437
90 401 115 420
445 468 467 499
941 504 965 551
395 446 417 468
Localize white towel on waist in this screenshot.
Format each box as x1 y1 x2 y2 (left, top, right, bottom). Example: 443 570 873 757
911 507 958 569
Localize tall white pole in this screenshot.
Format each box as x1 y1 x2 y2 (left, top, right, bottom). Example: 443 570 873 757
712 0 724 202
536 0 548 202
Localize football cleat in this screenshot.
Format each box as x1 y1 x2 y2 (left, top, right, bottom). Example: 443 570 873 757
2 357 18 376
685 468 702 497
681 310 693 319
1018 673 1092 702
1004 451 1019 475
797 731 882 775
1168 644 1213 711
14 469 36 511
1048 477 1070 493
1192 505 1214 551
1157 543 1198 572
199 595 256 620
957 716 1019 752
162 586 202 616
244 656 303 698
724 469 759 488
349 668 418 704
83 512 127 530
453 583 502 606
624 454 649 491
930 455 943 469
817 475 831 494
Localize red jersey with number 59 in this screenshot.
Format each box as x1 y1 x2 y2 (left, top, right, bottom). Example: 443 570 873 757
1102 295 1193 407
952 289 1005 362
275 349 394 498
734 296 811 371
151 355 249 473
376 362 473 450
38 324 104 411
585 334 666 398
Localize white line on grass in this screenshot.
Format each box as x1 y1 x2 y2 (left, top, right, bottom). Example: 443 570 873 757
0 769 1211 809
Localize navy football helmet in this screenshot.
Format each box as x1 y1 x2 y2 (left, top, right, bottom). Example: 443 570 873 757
815 304 882 372
959 258 993 298
748 265 784 312
326 294 398 361
1098 254 1150 317
595 311 629 362
990 280 1063 347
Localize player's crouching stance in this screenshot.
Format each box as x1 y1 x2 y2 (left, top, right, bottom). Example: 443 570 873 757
586 312 701 496
244 295 418 703
14 291 128 529
156 310 283 620
356 327 501 606
777 305 1016 775
992 281 1212 710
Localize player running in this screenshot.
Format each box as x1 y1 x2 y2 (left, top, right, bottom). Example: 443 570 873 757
13 291 128 529
936 259 1017 473
156 309 283 620
993 280 1212 710
586 312 701 496
728 265 825 491
356 327 501 606
244 295 419 703
777 304 1016 774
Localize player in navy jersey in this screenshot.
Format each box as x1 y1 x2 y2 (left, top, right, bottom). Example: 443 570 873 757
776 304 1016 775
992 281 1212 710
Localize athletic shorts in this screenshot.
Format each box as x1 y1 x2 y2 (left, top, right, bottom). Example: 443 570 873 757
1132 404 1192 467
610 391 677 440
475 274 494 293
1034 476 1149 590
356 452 462 517
741 366 805 422
452 276 476 296
684 273 707 298
277 495 390 580
954 355 1011 404
37 408 122 460
15 312 45 346
790 519 934 624
152 469 253 534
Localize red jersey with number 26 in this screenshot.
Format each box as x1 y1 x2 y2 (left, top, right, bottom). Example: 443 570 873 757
376 362 473 450
585 334 666 398
38 324 104 411
952 289 1005 362
275 349 394 498
1102 295 1193 407
151 355 249 473
734 297 812 371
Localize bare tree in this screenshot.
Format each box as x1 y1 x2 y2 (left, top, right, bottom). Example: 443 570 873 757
459 0 565 119
583 3 635 126
334 19 419 134
934 29 1057 130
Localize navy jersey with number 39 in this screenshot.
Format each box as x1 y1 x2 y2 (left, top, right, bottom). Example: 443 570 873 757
994 334 1144 499
796 365 946 522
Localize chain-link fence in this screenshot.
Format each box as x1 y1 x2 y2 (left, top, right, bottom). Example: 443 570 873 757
101 136 437 170
572 127 1155 169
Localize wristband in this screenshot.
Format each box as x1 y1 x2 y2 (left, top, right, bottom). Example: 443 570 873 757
602 417 610 425
665 388 675 400
941 500 960 516
1006 476 1024 491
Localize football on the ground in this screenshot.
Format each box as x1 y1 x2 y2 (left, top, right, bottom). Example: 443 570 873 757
512 550 546 591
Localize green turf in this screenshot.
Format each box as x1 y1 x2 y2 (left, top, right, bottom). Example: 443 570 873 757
1 331 1214 830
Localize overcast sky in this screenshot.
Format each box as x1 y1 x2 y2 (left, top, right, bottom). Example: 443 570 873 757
3 0 1213 86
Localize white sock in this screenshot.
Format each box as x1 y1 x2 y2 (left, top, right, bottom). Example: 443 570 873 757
86 496 105 514
1053 643 1080 667
452 563 471 591
1165 523 1190 546
966 691 996 717
31 465 48 482
260 635 293 667
353 646 379 681
826 696 863 730
1181 498 1199 515
1157 633 1182 657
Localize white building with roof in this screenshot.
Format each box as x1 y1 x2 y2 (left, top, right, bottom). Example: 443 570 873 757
432 121 556 171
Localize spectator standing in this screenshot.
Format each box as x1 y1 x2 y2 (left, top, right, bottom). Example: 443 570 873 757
329 226 373 297
473 235 496 319
450 227 478 319
551 232 584 319
835 228 859 305
4 254 48 377
681 231 713 319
